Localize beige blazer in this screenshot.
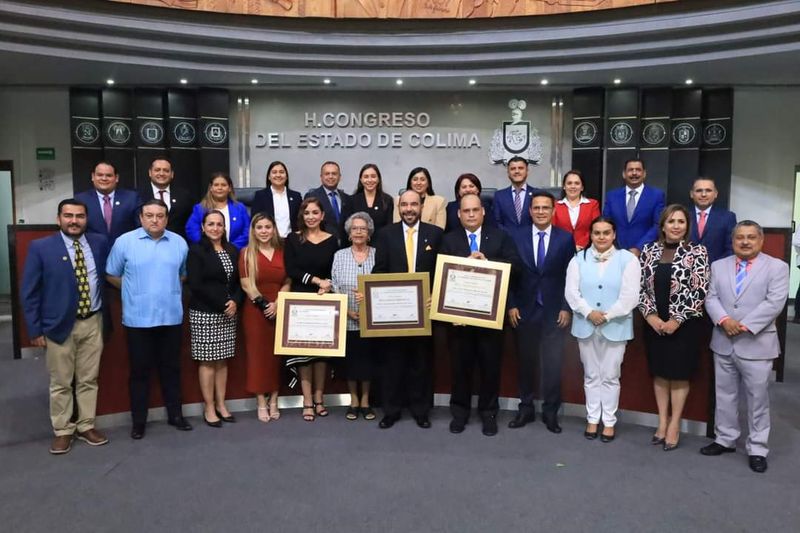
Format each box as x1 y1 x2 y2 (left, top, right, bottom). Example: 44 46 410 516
392 194 446 229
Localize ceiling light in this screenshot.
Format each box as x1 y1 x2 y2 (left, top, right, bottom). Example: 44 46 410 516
468 79 476 86
685 78 693 85
540 79 549 86
251 79 259 84
323 78 331 85
613 78 622 85
180 78 188 85
106 79 115 85
396 79 403 86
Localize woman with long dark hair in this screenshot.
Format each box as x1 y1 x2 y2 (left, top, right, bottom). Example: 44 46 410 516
552 169 601 251
186 172 251 249
342 163 394 230
250 161 303 238
565 216 640 442
187 210 242 427
392 166 446 229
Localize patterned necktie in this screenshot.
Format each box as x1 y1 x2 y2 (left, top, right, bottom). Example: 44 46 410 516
469 233 478 253
405 227 416 273
735 259 748 295
73 241 92 318
698 211 707 238
626 190 637 222
513 188 523 223
102 195 112 232
328 191 340 223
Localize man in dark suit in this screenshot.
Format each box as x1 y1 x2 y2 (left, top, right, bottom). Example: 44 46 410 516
74 161 141 244
21 198 110 454
689 177 736 263
603 158 665 256
507 191 575 433
492 155 543 234
440 194 521 436
138 156 193 238
304 161 351 246
373 189 443 429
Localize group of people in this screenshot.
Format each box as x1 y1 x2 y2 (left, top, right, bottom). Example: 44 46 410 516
21 155 787 475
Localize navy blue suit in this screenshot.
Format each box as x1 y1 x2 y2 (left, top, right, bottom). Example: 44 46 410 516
689 206 736 263
508 225 575 420
21 232 109 344
305 186 352 247
603 185 665 251
492 184 543 234
74 188 141 244
444 199 495 234
250 187 303 233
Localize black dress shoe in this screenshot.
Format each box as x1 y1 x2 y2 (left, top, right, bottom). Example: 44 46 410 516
600 431 615 443
168 416 193 431
449 418 466 434
543 418 562 434
378 414 400 429
700 442 736 456
130 424 145 440
215 410 236 423
508 410 535 429
481 416 498 437
204 414 222 428
748 455 768 473
415 415 431 429
584 430 599 440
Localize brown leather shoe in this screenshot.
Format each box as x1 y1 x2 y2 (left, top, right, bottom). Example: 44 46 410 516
77 428 109 446
49 435 73 455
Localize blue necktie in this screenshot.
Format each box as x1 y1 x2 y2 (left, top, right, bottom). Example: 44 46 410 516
536 231 546 305
536 231 546 270
328 191 340 223
735 260 748 295
469 233 478 253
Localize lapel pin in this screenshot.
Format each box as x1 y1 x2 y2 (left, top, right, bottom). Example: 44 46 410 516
62 256 68 261
232 217 237 221
172 198 176 203
115 201 120 206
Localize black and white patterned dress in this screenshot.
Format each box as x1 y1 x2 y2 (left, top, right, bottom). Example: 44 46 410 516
189 250 237 361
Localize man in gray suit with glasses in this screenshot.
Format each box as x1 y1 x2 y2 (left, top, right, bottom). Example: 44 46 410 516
702 220 789 474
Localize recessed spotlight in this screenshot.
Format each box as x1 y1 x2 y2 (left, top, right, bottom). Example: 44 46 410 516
251 79 259 84
323 78 331 85
180 78 188 85
396 79 404 86
613 78 622 85
685 78 694 85
540 79 549 86
468 79 477 86
106 79 115 85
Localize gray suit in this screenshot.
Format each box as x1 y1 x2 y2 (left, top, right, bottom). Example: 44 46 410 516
704 252 789 456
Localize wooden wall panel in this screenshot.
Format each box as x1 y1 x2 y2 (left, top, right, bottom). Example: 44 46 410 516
109 0 678 18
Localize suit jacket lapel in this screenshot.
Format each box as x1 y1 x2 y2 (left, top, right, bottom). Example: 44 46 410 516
632 186 648 222
520 227 534 271
737 254 764 299
416 225 429 269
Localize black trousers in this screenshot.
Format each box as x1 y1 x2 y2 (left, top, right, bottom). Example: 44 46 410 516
126 325 183 425
513 313 566 419
381 336 433 418
449 325 502 421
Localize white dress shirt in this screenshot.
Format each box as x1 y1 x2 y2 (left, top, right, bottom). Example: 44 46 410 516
558 196 591 228
151 184 171 210
272 186 291 237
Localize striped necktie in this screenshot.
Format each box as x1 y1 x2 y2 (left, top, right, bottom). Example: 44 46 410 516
735 259 748 295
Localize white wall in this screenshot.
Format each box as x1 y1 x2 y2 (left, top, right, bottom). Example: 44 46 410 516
0 88 73 224
731 88 800 228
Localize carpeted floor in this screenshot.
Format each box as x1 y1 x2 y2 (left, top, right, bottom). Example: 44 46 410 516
1 321 799 532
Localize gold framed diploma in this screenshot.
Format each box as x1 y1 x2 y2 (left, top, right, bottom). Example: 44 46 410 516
274 292 348 357
430 254 511 330
357 273 431 337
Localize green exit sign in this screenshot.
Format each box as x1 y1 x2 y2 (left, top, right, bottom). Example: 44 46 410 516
36 147 55 160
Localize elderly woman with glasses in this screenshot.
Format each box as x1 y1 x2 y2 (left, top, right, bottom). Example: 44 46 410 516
331 212 377 421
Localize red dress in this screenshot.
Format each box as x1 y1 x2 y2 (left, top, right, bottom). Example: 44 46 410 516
239 248 286 394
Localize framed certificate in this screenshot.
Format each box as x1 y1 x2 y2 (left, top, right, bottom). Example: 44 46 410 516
274 292 348 357
357 273 431 337
430 254 511 330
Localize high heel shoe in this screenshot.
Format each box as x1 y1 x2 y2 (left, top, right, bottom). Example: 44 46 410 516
204 414 222 428
584 423 599 440
215 409 236 423
663 441 680 451
651 434 666 445
302 405 315 422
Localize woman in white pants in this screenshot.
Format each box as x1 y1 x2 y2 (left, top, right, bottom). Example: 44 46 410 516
565 217 641 442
